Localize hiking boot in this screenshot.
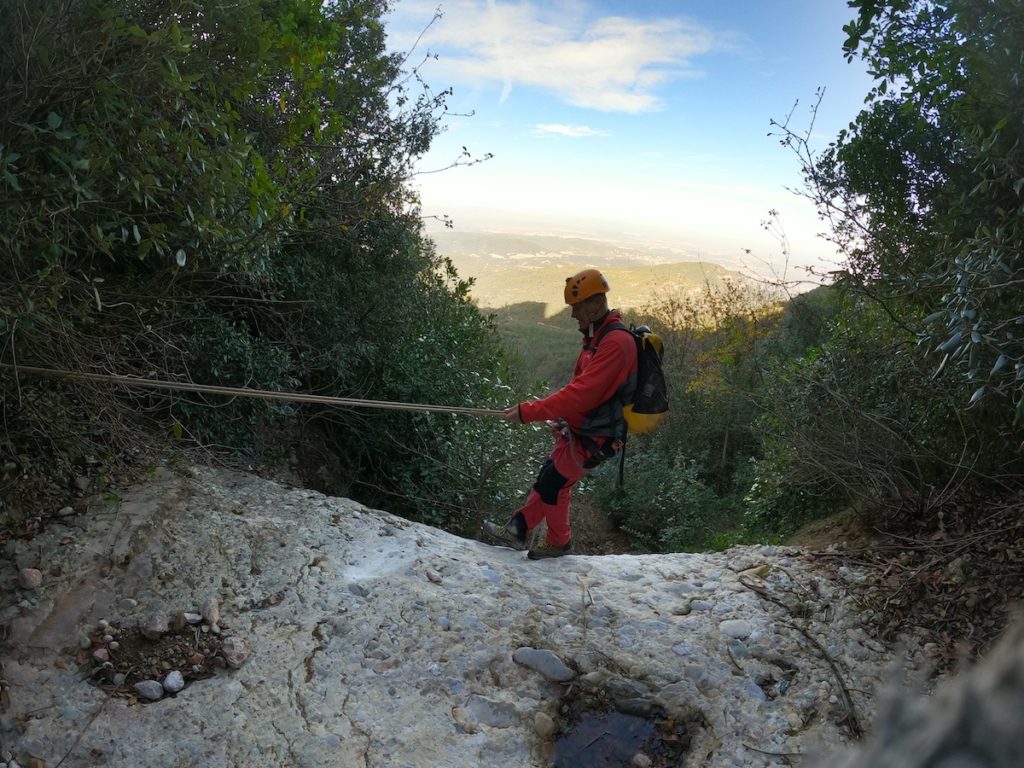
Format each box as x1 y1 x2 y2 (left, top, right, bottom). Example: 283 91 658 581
482 518 527 549
527 539 573 560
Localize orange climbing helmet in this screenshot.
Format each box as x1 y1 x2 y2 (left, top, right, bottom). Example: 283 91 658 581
564 268 610 304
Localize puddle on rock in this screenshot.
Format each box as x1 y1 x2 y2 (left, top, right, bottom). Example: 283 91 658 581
553 709 693 767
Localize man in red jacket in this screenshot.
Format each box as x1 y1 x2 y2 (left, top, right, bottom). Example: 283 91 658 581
484 268 638 559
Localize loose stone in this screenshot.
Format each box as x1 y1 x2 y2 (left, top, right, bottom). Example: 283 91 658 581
163 671 185 693
133 680 164 702
512 647 575 682
141 613 169 640
201 596 220 628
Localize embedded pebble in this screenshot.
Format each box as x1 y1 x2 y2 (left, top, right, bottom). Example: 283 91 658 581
163 671 185 693
512 647 575 682
18 569 42 590
534 711 556 739
467 694 517 728
348 583 369 598
720 619 753 639
221 636 250 669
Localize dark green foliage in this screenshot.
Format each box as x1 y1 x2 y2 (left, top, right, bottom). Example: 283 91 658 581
742 0 1024 543
1 0 527 531
826 0 1024 420
750 296 982 531
596 442 725 552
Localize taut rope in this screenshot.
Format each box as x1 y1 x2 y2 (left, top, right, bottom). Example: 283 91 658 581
0 363 506 417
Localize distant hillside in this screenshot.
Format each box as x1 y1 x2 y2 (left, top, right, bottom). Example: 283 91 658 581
487 303 578 388
431 229 744 314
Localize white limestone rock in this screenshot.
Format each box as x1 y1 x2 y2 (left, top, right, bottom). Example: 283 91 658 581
0 465 938 768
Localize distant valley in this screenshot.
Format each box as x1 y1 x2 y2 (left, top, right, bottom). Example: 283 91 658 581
429 228 748 386
430 229 745 315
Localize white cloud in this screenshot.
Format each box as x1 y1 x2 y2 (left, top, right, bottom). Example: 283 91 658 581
387 1 715 113
533 123 610 138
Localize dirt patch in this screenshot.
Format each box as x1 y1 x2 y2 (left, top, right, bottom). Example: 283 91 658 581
799 495 1024 675
786 507 884 551
80 618 232 700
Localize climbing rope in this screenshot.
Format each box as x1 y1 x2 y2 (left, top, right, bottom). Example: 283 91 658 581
0 363 506 417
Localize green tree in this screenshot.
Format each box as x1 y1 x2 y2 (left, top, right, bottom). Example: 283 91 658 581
749 0 1024 538
0 0 527 532
749 294 980 535
792 0 1024 423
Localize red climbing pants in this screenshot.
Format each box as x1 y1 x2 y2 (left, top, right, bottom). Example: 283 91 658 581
515 432 597 547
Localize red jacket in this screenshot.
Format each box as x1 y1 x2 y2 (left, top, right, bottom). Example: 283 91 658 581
519 310 638 435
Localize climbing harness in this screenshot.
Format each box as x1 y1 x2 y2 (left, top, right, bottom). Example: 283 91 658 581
550 418 622 475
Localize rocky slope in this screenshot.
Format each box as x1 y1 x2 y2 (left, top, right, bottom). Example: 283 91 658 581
0 466 926 767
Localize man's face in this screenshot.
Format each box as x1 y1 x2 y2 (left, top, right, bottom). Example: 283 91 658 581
570 295 601 332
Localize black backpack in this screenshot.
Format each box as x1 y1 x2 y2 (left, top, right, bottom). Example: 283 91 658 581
595 321 669 485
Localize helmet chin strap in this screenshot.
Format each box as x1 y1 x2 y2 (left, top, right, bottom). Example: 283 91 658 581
581 308 610 339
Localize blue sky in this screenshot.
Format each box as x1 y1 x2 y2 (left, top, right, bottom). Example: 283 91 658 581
384 1 875 276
